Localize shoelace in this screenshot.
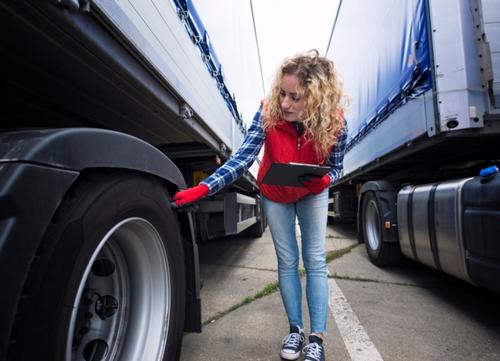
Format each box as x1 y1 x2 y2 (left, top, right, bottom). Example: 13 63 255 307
303 342 322 361
282 332 304 349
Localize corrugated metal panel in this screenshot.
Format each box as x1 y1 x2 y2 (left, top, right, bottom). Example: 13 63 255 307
482 0 500 109
429 0 489 131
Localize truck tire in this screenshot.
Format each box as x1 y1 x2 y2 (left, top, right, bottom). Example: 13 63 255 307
245 201 267 238
8 172 186 361
245 199 267 238
361 191 401 266
245 215 266 237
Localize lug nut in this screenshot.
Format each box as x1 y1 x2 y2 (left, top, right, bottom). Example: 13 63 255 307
95 295 118 320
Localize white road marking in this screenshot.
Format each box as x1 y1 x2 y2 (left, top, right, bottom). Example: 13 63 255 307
329 278 384 361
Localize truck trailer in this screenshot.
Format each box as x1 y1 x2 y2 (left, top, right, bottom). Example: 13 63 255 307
0 0 265 360
327 0 500 292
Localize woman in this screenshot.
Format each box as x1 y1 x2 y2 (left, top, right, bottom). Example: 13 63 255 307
173 50 348 361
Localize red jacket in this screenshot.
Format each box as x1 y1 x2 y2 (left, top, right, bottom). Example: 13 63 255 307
257 120 327 203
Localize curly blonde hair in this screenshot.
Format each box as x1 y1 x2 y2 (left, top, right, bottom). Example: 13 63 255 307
263 50 347 158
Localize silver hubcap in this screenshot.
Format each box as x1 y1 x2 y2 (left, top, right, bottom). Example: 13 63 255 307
68 218 171 361
365 199 381 251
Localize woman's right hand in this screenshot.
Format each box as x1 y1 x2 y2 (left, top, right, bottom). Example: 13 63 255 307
172 184 209 206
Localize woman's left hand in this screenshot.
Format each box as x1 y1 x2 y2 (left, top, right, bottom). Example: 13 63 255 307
301 174 331 194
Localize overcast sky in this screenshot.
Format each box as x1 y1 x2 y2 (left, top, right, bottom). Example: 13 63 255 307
192 0 340 124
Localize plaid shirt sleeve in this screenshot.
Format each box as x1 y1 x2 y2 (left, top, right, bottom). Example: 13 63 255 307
201 107 265 195
326 122 348 185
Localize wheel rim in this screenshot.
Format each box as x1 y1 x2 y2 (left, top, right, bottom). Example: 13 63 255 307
365 199 381 251
67 217 171 361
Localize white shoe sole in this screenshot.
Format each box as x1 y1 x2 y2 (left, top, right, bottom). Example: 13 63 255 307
280 350 300 360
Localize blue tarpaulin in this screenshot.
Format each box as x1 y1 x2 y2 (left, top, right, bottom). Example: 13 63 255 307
326 0 432 148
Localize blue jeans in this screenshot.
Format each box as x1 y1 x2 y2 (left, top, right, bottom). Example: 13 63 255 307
262 190 329 334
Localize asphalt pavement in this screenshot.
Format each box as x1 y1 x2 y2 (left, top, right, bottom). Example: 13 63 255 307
180 223 500 361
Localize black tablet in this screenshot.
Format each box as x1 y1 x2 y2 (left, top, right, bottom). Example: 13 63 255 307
262 162 330 187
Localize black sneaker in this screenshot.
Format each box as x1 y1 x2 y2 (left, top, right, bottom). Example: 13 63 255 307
303 335 325 361
280 325 305 360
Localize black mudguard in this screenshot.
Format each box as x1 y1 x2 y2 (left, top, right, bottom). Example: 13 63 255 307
0 128 199 357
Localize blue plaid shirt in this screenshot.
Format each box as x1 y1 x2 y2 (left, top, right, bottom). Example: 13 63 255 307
201 107 348 195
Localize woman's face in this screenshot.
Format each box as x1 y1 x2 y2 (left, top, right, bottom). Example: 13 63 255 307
279 74 306 122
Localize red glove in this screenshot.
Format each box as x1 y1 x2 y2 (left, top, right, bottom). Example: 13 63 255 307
301 174 331 194
172 184 209 206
